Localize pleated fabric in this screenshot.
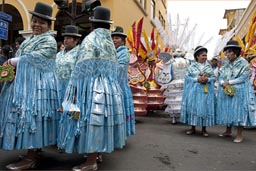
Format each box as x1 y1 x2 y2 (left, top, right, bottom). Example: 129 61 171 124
0 31 59 150
58 28 126 154
216 57 256 126
180 61 216 126
116 46 135 137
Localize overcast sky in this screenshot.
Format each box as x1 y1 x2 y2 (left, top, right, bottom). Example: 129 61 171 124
167 0 251 58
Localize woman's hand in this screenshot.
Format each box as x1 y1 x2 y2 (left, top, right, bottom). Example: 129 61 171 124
222 82 230 89
198 74 208 84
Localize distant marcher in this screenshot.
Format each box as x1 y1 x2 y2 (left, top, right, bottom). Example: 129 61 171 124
217 40 256 143
14 36 25 52
210 57 218 69
57 41 65 52
180 46 216 137
0 45 14 65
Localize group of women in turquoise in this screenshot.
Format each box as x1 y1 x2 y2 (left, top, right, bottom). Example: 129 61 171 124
0 3 134 171
180 40 256 143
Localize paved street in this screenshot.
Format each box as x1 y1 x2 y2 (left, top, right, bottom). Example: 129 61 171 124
1 112 256 170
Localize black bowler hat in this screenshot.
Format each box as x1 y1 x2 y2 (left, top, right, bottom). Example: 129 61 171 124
111 26 127 38
223 40 241 51
194 46 208 58
62 25 82 37
89 6 113 24
29 2 56 21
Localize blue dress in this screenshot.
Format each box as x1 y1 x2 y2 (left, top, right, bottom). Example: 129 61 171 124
58 28 126 154
116 45 135 136
216 56 256 126
56 45 80 103
180 61 216 126
0 31 59 150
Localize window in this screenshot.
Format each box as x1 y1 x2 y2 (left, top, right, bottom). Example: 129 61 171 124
158 11 165 29
151 0 155 20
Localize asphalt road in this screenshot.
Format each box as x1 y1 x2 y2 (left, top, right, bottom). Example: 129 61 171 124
0 113 256 171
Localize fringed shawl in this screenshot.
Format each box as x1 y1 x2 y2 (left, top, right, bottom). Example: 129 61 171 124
56 45 80 79
62 28 124 133
219 56 249 84
12 31 57 133
186 61 215 78
116 46 130 65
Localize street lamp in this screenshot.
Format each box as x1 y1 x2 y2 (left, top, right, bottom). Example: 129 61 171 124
54 0 101 25
81 0 101 13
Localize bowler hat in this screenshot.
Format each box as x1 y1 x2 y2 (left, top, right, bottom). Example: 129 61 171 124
223 40 241 51
111 26 127 38
29 2 55 21
194 46 208 58
62 25 82 37
89 6 113 24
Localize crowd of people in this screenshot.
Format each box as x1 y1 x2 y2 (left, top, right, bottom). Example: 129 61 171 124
0 1 255 171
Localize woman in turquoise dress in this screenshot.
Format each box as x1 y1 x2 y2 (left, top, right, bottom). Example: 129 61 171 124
56 25 81 104
0 2 58 170
217 40 256 143
180 46 216 137
111 26 135 137
58 7 126 171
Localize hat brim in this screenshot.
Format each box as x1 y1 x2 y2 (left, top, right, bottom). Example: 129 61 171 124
111 32 127 38
89 17 113 24
223 45 241 51
29 10 56 21
62 33 82 37
194 47 208 57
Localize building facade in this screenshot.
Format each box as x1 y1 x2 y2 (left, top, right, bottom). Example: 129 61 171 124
218 8 246 36
0 0 167 48
219 0 256 41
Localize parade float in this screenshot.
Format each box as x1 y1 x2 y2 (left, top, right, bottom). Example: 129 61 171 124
127 17 168 115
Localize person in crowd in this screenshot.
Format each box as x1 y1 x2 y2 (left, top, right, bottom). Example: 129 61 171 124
0 2 59 170
57 41 65 52
58 6 126 171
217 40 256 143
56 25 81 104
111 26 135 137
0 45 14 65
14 36 25 52
162 49 190 124
210 57 218 70
180 46 216 137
